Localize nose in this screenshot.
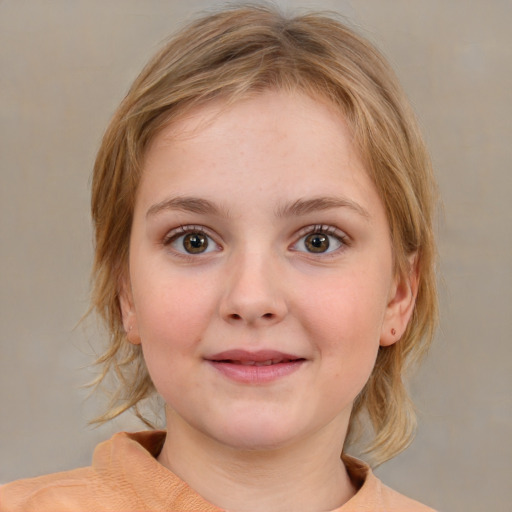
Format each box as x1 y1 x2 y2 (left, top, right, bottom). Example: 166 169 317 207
219 250 288 327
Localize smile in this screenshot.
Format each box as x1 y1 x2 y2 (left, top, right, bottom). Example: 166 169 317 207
206 350 306 384
232 358 296 366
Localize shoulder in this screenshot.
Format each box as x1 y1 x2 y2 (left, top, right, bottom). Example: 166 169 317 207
0 431 220 512
0 432 138 512
0 466 104 512
339 455 438 512
376 481 438 512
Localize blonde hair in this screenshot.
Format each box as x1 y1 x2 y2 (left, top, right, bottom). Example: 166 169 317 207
90 4 438 466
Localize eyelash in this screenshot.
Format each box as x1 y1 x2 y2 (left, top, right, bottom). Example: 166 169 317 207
162 225 220 257
292 224 349 255
163 225 205 243
162 224 349 258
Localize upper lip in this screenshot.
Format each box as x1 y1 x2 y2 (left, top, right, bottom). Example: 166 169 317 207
206 349 304 364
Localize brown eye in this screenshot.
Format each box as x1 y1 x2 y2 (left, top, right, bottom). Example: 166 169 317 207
183 232 208 253
304 233 330 253
165 227 220 256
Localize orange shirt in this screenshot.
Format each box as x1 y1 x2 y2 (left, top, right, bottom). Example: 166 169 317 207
1 431 436 511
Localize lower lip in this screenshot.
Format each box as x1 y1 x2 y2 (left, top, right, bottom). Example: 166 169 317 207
207 360 305 384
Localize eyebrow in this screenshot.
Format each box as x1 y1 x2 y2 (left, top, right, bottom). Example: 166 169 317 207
276 196 371 220
146 196 227 218
146 195 370 220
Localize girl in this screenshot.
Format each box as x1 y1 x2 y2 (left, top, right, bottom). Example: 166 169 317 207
1 5 438 511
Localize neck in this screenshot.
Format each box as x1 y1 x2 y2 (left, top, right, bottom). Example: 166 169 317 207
157 411 356 512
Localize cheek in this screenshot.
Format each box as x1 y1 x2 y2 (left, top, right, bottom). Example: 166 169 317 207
134 285 211 403
131 267 218 373
301 272 388 345
297 272 388 387
138 290 211 347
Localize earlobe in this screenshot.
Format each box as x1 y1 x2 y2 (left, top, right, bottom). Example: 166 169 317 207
119 276 142 345
380 254 419 347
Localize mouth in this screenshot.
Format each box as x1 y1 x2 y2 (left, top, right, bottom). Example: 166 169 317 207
206 350 306 383
221 358 300 366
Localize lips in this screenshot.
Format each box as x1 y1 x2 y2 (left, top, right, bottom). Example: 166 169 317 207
206 350 305 383
207 349 303 364
231 358 296 366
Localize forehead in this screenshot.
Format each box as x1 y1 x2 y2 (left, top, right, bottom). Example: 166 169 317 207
145 90 359 171
137 90 380 219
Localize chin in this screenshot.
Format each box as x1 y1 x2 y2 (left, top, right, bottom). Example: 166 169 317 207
208 415 304 452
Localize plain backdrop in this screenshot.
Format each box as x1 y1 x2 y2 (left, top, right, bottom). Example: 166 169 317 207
1 1 511 511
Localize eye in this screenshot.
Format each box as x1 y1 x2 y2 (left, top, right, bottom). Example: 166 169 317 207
164 227 219 255
292 225 346 254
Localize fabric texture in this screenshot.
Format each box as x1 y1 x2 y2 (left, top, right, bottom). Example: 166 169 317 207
1 430 436 511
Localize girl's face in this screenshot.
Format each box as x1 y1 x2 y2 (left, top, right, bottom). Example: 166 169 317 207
121 90 415 451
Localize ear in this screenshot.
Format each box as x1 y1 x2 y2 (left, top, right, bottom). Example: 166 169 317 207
380 254 419 347
119 274 141 345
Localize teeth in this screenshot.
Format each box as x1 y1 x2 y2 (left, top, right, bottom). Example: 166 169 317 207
235 359 285 366
254 360 273 366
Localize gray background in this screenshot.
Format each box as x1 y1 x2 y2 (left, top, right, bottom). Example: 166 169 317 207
1 1 511 511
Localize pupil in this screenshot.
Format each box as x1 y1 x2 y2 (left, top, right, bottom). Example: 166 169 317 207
184 233 207 253
306 233 329 253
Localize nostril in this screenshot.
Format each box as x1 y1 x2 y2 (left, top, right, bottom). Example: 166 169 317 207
228 312 275 321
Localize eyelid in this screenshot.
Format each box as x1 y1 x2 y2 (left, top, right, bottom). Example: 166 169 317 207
291 224 350 254
295 224 347 238
163 225 206 244
162 225 222 255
